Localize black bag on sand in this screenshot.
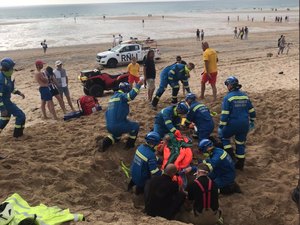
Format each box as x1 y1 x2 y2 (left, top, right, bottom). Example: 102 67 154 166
63 111 82 121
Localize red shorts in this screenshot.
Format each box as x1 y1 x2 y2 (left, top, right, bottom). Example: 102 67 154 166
128 75 140 84
201 72 218 85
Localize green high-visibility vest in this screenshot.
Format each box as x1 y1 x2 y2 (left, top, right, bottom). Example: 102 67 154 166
4 193 84 225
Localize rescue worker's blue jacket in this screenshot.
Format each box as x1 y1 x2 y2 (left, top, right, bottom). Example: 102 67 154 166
166 63 190 90
204 147 235 188
185 101 214 133
0 72 18 111
131 144 162 187
154 106 181 135
219 89 256 129
105 84 141 126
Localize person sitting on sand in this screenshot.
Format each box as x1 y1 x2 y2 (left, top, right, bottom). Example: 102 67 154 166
101 79 144 151
35 60 58 120
177 163 223 225
128 131 162 195
198 139 241 195
0 58 26 138
144 163 186 220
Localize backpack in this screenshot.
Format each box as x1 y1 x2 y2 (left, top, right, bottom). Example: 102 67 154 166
77 95 101 115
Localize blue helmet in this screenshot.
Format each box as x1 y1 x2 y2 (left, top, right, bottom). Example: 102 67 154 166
1 58 15 71
198 139 213 153
185 93 196 102
176 101 189 114
224 76 241 89
145 131 161 145
119 82 131 93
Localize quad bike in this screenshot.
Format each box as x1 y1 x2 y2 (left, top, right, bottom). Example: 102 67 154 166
78 69 129 97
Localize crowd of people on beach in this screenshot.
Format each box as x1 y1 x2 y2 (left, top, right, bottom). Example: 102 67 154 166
1 32 298 224
233 26 249 40
98 41 258 224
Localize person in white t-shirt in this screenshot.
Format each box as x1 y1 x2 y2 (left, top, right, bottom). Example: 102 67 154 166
53 60 75 111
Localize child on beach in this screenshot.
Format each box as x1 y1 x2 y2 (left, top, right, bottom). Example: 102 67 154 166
127 57 140 88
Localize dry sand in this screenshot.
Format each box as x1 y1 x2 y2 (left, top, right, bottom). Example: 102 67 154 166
0 21 299 225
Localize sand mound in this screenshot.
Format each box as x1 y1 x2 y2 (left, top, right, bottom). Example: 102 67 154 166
0 89 298 225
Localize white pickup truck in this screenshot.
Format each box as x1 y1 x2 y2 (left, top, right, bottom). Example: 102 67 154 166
96 42 161 68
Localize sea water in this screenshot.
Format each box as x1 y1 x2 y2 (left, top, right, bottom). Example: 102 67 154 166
0 0 298 51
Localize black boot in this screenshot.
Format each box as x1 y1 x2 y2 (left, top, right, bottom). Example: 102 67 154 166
235 158 245 171
13 128 24 138
101 136 113 152
126 138 136 149
152 96 159 108
225 148 236 162
171 97 178 104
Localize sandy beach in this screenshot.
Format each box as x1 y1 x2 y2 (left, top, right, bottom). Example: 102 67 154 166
0 19 299 225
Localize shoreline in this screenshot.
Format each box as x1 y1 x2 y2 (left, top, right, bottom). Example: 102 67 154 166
0 26 299 54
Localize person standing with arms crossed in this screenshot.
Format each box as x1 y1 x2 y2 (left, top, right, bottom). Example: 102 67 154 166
35 60 58 120
143 50 156 102
200 42 218 101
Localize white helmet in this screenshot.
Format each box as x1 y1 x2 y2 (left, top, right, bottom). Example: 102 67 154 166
0 202 14 225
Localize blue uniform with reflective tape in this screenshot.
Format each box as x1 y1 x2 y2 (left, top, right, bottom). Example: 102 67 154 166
185 101 214 142
0 72 25 132
153 64 190 103
131 144 162 188
203 147 235 188
153 105 181 138
219 89 256 159
105 84 141 141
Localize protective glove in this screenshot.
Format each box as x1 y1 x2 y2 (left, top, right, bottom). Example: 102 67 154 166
218 127 223 138
249 121 255 131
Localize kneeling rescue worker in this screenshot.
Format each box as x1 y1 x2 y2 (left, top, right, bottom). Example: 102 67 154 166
102 79 144 151
198 139 241 195
129 131 162 195
218 76 256 170
0 58 26 138
153 101 190 138
184 93 214 142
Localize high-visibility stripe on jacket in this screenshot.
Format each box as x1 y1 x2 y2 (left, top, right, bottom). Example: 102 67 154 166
4 193 84 225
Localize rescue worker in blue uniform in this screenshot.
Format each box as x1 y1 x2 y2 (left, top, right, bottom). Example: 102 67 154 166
184 93 214 142
0 58 26 138
102 79 143 151
199 139 240 195
151 63 195 108
129 131 162 195
153 101 190 138
218 76 256 170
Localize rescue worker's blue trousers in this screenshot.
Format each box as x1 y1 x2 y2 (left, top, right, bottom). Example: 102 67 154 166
107 120 139 142
153 123 170 139
0 101 26 131
209 171 235 189
196 121 214 142
153 75 179 103
221 120 249 159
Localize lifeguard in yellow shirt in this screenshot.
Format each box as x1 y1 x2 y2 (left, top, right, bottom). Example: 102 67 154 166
200 42 218 101
127 57 140 87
